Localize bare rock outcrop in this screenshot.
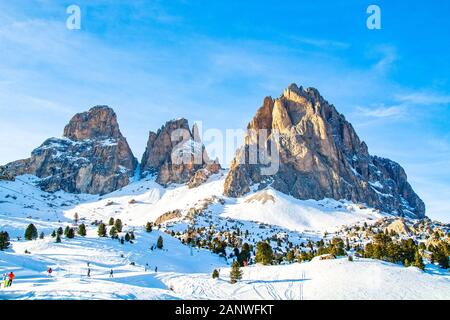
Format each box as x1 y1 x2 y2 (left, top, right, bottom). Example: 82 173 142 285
224 84 425 218
0 166 14 181
154 209 182 225
385 218 411 235
141 119 220 186
2 106 137 194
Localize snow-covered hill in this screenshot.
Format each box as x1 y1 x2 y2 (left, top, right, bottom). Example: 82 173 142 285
57 171 383 233
0 173 448 300
161 258 450 300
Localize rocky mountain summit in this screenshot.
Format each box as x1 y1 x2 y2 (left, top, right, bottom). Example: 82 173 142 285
224 84 425 218
140 118 220 186
2 106 137 194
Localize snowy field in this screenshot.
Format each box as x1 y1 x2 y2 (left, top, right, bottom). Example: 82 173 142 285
0 173 449 300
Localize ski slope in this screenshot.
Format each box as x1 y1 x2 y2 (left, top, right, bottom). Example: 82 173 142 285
0 226 226 300
160 258 450 300
0 173 449 300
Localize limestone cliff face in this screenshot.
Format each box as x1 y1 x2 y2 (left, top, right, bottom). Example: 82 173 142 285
3 106 137 194
140 119 220 186
224 84 426 218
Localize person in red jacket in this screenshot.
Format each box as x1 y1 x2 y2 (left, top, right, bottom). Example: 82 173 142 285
8 272 15 287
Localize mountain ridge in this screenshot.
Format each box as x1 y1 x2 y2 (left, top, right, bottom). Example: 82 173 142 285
224 83 425 218
0 84 426 219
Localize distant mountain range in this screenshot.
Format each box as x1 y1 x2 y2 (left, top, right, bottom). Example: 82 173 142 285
0 84 425 218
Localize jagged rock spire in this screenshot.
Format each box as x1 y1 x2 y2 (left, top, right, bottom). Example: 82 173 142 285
141 118 220 186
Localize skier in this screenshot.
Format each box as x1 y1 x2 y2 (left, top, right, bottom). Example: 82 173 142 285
145 263 149 272
87 268 91 278
8 272 15 287
109 269 114 278
47 267 53 276
154 266 158 273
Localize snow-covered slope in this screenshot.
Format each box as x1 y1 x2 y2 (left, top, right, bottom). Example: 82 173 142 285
160 257 450 300
55 171 383 233
222 188 384 232
0 173 448 300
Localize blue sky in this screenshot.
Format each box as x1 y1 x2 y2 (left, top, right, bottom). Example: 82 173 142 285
0 0 449 221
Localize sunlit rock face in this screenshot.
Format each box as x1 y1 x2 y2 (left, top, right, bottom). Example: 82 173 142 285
3 106 137 194
224 84 425 218
140 119 220 186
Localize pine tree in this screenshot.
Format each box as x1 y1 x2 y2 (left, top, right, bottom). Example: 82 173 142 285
212 269 219 279
39 232 44 239
78 223 86 236
51 230 56 238
57 227 63 236
98 223 107 237
412 250 425 270
255 241 273 265
64 226 70 237
0 231 10 250
157 235 163 249
66 228 75 239
108 217 115 226
24 224 38 240
124 232 131 242
109 226 118 238
145 222 153 232
114 219 123 232
74 212 79 224
56 234 61 243
230 261 243 284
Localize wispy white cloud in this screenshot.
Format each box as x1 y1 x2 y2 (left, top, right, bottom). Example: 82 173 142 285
289 36 350 50
370 45 398 74
357 105 405 118
395 92 450 105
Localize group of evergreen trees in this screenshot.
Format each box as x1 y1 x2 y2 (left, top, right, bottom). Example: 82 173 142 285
363 233 425 269
51 227 63 242
316 237 346 256
99 218 137 245
46 223 87 243
429 241 450 269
